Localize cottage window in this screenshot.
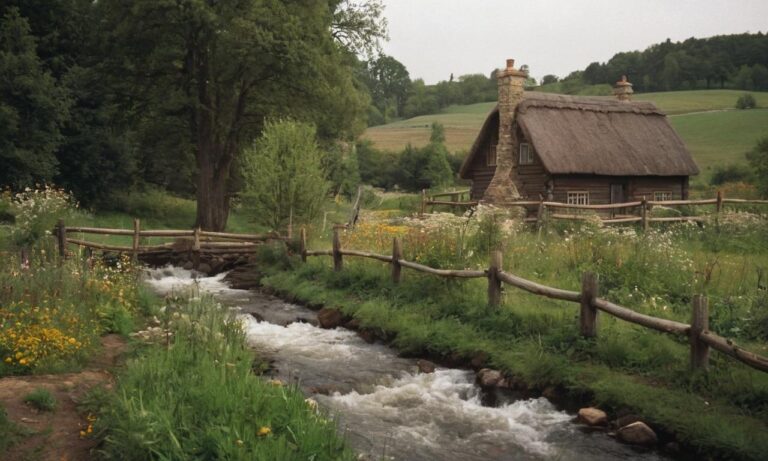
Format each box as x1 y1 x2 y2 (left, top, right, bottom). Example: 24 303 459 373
567 191 590 205
519 143 533 165
487 144 497 166
654 191 672 201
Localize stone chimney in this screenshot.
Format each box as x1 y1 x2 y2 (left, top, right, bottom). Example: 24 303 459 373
482 59 527 206
613 75 633 101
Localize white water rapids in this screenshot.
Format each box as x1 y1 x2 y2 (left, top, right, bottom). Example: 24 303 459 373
145 266 667 461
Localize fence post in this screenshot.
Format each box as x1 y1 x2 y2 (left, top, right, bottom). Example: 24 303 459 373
487 250 502 307
716 190 723 214
193 226 201 269
420 189 426 217
641 199 649 231
132 218 140 262
20 247 30 271
391 237 402 284
56 219 67 260
580 272 599 337
536 199 546 229
332 226 343 272
690 295 710 371
300 227 307 262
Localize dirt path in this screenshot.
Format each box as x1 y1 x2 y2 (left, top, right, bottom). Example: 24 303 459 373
0 334 127 461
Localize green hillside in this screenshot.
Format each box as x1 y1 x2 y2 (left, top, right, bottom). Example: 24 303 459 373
362 90 768 182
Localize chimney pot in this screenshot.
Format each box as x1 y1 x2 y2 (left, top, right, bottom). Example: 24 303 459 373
613 75 633 101
506 59 515 69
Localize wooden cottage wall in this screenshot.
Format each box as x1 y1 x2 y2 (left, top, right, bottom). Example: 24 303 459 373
551 175 688 205
514 128 550 200
467 123 497 200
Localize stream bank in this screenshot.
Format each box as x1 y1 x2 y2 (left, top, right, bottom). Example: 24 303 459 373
146 265 668 461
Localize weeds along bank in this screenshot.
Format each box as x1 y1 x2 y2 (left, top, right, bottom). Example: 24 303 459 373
0 188 353 460
93 294 353 461
258 206 768 460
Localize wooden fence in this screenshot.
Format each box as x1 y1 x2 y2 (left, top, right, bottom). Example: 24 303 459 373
420 190 768 227
54 219 283 260
299 227 768 374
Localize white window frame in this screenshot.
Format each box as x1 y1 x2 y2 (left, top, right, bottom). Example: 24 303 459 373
653 191 672 201
487 144 497 166
519 142 534 165
567 191 590 205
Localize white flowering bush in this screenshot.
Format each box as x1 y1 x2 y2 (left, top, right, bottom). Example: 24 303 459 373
11 185 79 245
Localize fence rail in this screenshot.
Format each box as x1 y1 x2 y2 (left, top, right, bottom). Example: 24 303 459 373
299 227 768 374
54 219 283 259
420 190 768 227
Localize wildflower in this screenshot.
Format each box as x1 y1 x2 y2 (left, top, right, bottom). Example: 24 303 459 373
4 357 11 364
257 426 272 436
236 439 244 446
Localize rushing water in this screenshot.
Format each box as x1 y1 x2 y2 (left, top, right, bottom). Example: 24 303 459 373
145 266 668 461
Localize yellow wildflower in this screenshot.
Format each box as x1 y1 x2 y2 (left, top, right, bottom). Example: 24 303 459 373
257 426 271 436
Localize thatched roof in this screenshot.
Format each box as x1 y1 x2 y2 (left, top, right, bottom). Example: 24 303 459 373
459 93 699 178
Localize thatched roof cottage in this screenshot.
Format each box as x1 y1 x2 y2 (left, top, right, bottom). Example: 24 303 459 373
459 59 699 207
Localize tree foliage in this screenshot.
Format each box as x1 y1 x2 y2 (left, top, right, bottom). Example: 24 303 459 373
241 120 329 231
747 136 768 198
97 0 375 230
0 8 70 187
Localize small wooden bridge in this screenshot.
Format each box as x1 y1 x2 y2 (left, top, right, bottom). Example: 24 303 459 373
54 219 287 273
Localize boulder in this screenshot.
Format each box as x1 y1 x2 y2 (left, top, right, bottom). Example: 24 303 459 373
477 368 503 387
196 262 212 275
615 414 642 429
317 308 344 329
416 359 436 374
578 407 608 426
182 260 194 270
470 352 488 369
357 329 376 344
617 421 658 446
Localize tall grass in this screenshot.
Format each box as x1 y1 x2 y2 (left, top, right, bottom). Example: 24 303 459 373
97 293 353 461
257 208 768 460
0 245 146 375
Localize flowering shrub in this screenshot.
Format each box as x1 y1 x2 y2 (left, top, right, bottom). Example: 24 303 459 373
10 185 78 245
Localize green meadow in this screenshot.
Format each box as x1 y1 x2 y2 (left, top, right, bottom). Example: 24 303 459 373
363 90 768 183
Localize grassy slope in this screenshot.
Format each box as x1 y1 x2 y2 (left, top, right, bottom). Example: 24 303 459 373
362 90 768 182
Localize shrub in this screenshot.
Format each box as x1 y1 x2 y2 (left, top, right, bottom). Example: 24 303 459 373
710 164 754 186
24 387 57 412
10 185 78 246
736 93 757 109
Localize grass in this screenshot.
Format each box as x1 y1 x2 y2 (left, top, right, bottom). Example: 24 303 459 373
252 207 768 460
0 403 23 453
362 90 768 184
669 109 768 175
96 293 354 461
0 247 145 376
23 388 57 412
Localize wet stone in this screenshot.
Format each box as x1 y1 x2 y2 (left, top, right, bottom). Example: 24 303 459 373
617 421 658 446
578 407 608 426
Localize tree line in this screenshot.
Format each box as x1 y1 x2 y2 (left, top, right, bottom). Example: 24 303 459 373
0 0 385 230
360 32 768 123
549 32 768 93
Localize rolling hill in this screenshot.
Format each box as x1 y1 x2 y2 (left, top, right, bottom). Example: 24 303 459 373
362 90 768 182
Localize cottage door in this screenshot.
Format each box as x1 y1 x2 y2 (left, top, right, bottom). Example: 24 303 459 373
610 184 625 217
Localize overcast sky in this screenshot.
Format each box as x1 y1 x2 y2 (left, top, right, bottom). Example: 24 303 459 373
380 0 768 84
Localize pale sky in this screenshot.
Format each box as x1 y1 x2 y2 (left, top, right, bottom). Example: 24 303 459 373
381 0 768 83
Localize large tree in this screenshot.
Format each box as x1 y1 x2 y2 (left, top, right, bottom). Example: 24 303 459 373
99 0 382 230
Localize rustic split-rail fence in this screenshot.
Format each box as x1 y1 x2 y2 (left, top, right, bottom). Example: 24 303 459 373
300 226 768 375
53 218 284 266
421 190 768 228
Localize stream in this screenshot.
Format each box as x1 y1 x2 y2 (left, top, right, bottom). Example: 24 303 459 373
145 266 668 461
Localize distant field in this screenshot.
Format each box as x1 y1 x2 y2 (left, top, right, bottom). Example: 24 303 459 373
362 90 768 182
669 108 768 175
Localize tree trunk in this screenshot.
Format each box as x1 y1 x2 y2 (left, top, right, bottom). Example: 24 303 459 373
195 158 230 231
